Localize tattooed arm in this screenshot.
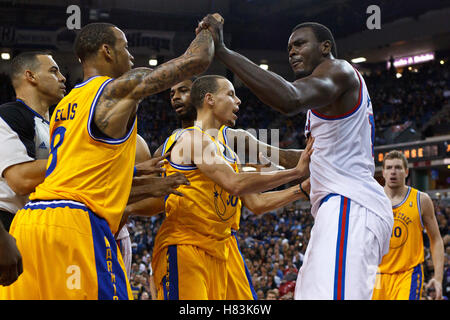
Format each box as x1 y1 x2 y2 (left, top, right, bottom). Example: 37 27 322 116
94 28 215 139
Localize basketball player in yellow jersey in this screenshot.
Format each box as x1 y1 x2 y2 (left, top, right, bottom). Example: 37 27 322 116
152 75 313 300
372 150 444 300
0 17 219 299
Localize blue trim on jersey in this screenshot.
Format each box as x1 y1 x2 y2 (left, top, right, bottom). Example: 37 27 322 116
417 191 424 229
333 196 350 300
74 76 101 88
166 245 179 300
161 136 170 155
232 231 258 300
409 264 423 300
168 160 197 171
89 209 129 300
223 126 230 145
24 199 88 211
392 187 411 209
162 129 198 170
218 140 237 163
16 99 50 124
220 126 237 163
87 78 137 145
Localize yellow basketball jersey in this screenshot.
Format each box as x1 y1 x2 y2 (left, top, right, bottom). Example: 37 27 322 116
378 187 424 273
31 76 137 234
153 126 241 261
217 125 242 232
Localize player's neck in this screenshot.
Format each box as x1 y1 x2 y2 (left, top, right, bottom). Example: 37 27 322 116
384 184 409 203
194 116 222 139
81 63 115 81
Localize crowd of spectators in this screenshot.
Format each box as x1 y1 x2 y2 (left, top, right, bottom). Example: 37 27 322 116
0 57 449 300
366 60 450 145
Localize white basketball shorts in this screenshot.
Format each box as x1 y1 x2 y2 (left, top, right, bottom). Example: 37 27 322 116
295 194 390 300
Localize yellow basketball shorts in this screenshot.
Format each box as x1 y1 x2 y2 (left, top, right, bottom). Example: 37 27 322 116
153 244 227 300
0 200 132 300
226 231 257 300
372 264 423 300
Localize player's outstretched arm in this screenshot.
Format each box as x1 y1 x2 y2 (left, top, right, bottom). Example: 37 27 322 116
172 131 313 196
197 15 356 115
94 28 216 139
242 178 310 215
226 128 302 169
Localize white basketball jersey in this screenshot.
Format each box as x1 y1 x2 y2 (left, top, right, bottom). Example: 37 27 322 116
304 68 392 227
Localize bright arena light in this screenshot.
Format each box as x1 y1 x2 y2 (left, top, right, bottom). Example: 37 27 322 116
259 64 269 70
351 57 366 64
149 58 158 66
1 52 11 60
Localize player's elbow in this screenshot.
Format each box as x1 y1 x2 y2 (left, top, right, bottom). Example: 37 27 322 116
223 178 244 197
246 204 265 215
270 96 303 116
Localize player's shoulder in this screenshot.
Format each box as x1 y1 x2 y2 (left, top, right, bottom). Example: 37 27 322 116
315 58 357 81
418 189 433 205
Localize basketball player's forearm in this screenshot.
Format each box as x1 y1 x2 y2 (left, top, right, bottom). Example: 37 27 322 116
279 149 302 169
216 47 299 114
228 128 301 169
430 238 445 282
125 197 165 217
4 159 47 195
232 168 300 196
130 30 214 99
245 185 305 215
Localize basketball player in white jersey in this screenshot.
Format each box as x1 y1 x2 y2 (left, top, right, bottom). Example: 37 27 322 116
197 18 393 299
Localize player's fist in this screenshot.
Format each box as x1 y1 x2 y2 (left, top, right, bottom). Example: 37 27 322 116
211 13 224 24
196 13 225 50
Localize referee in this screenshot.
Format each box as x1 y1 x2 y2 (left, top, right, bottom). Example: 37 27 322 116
0 51 66 286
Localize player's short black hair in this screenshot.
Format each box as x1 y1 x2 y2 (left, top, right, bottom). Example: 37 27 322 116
9 51 51 86
190 75 227 109
292 22 337 58
74 22 117 62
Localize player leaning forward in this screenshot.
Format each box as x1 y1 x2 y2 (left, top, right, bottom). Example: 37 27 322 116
0 14 221 300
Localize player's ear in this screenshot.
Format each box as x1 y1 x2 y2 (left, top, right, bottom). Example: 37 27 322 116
321 40 332 56
204 93 215 107
24 70 37 85
101 43 114 62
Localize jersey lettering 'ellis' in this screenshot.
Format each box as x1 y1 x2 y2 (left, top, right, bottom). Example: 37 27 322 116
31 76 137 234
